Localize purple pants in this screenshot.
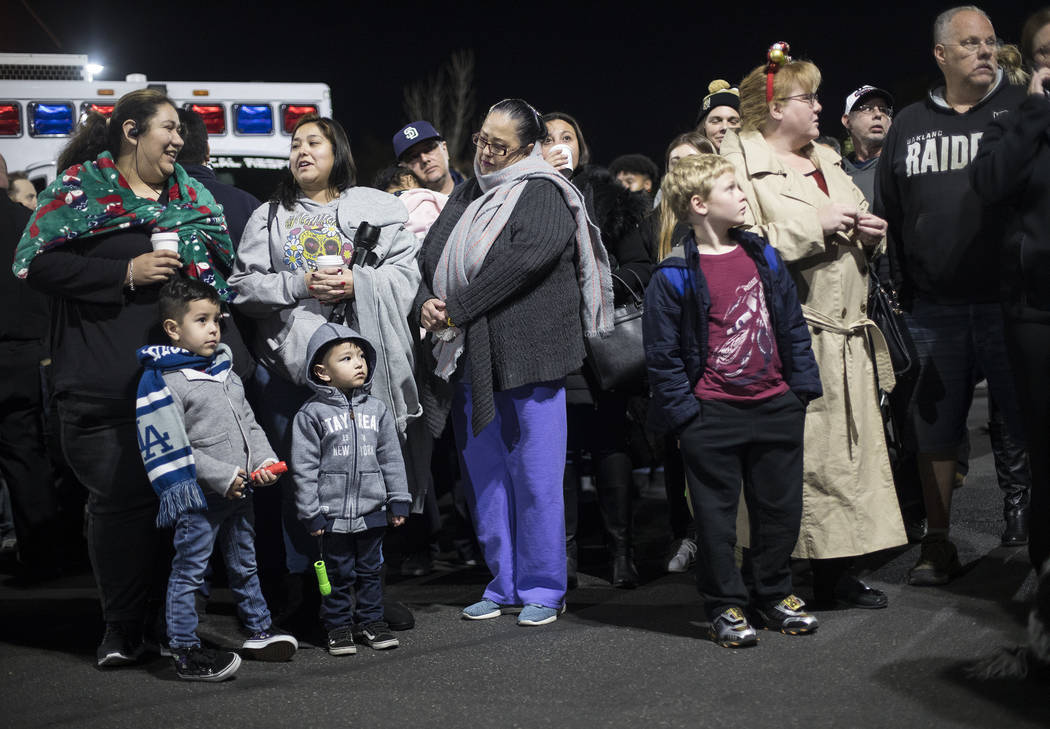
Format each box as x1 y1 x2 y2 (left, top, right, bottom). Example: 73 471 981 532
451 380 567 609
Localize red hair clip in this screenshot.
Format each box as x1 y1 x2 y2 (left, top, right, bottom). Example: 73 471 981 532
766 41 792 102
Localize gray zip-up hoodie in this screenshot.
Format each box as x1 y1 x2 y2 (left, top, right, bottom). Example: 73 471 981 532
292 322 410 534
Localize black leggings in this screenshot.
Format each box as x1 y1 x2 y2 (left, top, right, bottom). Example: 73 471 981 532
1005 316 1050 571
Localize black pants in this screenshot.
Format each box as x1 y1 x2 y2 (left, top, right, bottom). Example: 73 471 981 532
319 527 385 631
1005 316 1050 571
565 390 634 556
57 394 164 623
0 340 58 568
680 392 805 619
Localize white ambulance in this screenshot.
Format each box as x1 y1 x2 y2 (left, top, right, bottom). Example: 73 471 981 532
0 53 332 200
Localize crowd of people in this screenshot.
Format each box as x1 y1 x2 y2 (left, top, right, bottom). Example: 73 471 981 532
1 3 1049 680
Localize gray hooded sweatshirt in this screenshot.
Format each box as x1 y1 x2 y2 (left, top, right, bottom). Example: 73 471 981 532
229 188 423 436
292 322 410 534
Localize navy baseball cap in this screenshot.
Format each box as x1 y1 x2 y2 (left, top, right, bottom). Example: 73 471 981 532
393 121 443 160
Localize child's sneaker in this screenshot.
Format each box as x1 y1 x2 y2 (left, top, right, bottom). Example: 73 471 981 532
241 628 298 661
517 603 566 626
171 645 241 682
327 626 356 656
355 621 399 650
709 607 758 648
666 538 697 573
753 595 819 635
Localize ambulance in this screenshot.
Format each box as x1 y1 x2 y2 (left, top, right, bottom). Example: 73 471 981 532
0 53 332 200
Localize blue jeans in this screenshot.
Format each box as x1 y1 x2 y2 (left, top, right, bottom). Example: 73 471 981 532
166 493 271 649
905 299 1026 452
319 527 385 630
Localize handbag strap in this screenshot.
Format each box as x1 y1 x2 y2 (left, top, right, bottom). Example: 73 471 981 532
611 269 645 307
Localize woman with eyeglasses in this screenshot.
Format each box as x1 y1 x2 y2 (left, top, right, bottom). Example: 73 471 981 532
415 99 614 625
971 7 1050 575
721 53 905 611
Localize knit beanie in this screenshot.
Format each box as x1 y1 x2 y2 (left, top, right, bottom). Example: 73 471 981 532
697 80 741 126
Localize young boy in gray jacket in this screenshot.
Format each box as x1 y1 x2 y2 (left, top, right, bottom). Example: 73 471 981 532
136 278 297 682
293 322 410 654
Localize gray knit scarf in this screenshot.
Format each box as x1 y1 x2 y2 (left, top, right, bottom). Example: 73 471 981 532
431 144 614 381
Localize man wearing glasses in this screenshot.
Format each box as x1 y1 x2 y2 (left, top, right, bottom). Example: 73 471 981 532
875 6 1028 587
393 121 465 196
841 86 893 204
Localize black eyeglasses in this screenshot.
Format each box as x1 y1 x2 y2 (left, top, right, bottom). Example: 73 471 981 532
852 103 893 117
472 132 520 157
779 93 820 108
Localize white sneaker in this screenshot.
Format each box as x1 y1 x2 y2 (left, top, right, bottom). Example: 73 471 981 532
666 538 697 573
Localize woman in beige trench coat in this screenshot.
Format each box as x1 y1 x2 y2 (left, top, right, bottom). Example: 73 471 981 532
721 55 906 609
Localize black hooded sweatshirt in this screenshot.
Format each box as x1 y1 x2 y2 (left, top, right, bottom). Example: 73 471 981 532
874 73 1025 305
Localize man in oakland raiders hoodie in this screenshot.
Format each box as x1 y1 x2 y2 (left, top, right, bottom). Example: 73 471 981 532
875 6 1028 587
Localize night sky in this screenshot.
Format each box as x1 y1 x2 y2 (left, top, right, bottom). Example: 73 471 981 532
3 1 1045 182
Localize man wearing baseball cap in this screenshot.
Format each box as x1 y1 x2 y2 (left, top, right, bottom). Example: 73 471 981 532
841 85 894 203
392 121 464 196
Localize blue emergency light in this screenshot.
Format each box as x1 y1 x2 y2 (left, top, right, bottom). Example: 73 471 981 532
234 104 273 134
29 102 75 135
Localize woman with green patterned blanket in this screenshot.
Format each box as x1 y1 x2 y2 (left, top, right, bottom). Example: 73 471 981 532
14 88 235 670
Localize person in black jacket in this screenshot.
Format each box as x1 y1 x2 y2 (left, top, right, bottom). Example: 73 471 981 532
875 6 1028 586
542 111 654 588
971 15 1050 572
643 154 821 646
0 157 60 582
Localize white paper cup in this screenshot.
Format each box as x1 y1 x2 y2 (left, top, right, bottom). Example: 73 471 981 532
315 254 345 270
549 143 573 171
150 232 180 253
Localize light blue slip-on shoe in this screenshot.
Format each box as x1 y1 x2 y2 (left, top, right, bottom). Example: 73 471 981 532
462 599 502 620
517 603 566 627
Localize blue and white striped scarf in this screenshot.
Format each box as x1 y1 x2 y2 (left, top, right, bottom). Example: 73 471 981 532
135 344 232 527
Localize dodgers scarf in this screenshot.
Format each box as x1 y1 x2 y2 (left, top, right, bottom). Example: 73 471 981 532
12 151 236 301
135 344 232 527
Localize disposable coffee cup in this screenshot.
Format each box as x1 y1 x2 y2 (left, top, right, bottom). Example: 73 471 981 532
315 254 345 270
150 231 180 253
549 143 573 171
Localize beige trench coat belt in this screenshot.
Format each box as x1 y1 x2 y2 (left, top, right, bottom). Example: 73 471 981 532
800 304 896 458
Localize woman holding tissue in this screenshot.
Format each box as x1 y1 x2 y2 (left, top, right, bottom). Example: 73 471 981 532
415 99 615 624
540 111 654 588
14 88 236 668
229 115 426 603
721 49 905 608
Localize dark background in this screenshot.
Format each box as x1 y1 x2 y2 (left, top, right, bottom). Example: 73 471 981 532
2 1 1044 182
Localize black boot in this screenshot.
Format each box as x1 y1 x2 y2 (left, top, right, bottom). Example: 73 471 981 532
564 461 579 590
597 453 638 589
989 398 1032 547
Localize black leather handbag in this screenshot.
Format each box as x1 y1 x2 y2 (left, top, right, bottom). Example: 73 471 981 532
868 267 918 385
585 270 647 392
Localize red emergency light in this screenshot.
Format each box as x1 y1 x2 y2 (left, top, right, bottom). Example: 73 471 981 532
281 104 318 133
0 102 21 136
81 102 115 118
188 104 226 135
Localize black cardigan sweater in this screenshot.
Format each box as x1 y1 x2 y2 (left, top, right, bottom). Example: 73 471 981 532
414 177 585 436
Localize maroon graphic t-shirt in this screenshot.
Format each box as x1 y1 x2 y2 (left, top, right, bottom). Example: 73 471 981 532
693 245 789 402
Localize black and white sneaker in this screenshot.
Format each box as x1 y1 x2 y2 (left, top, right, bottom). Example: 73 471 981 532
355 620 399 650
327 625 357 656
754 595 819 635
171 645 241 682
709 607 758 648
96 622 144 667
241 628 298 661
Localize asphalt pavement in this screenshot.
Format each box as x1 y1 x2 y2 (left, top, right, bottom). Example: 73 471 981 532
2 387 1047 729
